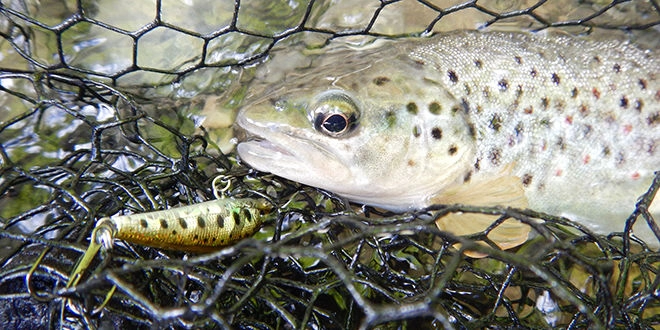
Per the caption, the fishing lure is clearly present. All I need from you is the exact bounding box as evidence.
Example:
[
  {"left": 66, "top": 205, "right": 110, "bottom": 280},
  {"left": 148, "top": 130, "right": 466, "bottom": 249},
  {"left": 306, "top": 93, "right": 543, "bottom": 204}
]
[
  {"left": 93, "top": 196, "right": 272, "bottom": 253},
  {"left": 65, "top": 175, "right": 273, "bottom": 290}
]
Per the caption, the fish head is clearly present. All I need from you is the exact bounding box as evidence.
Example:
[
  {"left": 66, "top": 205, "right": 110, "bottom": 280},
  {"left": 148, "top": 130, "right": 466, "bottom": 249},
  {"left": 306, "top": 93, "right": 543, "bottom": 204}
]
[{"left": 236, "top": 45, "right": 477, "bottom": 210}]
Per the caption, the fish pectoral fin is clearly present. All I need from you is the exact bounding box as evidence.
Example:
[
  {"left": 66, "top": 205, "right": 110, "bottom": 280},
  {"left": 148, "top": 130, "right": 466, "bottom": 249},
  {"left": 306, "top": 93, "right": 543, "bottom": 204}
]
[{"left": 431, "top": 171, "right": 531, "bottom": 256}]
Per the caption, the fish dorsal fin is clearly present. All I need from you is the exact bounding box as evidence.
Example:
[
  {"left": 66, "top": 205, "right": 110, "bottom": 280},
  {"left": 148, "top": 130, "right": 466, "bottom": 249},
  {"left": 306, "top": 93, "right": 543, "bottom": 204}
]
[{"left": 431, "top": 167, "right": 531, "bottom": 257}]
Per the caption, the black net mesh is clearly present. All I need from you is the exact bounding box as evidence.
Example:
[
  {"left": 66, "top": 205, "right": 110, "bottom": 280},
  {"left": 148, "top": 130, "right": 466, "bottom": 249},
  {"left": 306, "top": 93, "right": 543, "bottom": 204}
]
[{"left": 1, "top": 1, "right": 659, "bottom": 329}]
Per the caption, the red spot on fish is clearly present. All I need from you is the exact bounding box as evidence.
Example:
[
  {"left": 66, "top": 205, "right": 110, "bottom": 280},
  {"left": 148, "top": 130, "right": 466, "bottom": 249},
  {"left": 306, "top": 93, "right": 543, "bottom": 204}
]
[
  {"left": 565, "top": 115, "right": 573, "bottom": 124},
  {"left": 655, "top": 90, "right": 660, "bottom": 101},
  {"left": 623, "top": 124, "right": 633, "bottom": 134},
  {"left": 583, "top": 155, "right": 590, "bottom": 164},
  {"left": 555, "top": 169, "right": 563, "bottom": 176},
  {"left": 524, "top": 106, "right": 533, "bottom": 114},
  {"left": 592, "top": 88, "right": 601, "bottom": 99},
  {"left": 631, "top": 172, "right": 640, "bottom": 180},
  {"left": 579, "top": 104, "right": 588, "bottom": 115}
]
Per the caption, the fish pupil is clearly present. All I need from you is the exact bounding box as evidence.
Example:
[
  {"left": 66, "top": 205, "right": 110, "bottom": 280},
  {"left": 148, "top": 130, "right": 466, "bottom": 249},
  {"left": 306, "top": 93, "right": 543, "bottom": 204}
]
[{"left": 321, "top": 114, "right": 348, "bottom": 134}]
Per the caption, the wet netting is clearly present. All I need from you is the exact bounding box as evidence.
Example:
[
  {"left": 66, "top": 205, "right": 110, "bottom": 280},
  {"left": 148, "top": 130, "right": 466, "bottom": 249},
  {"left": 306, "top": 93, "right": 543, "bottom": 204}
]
[{"left": 1, "top": 0, "right": 659, "bottom": 329}]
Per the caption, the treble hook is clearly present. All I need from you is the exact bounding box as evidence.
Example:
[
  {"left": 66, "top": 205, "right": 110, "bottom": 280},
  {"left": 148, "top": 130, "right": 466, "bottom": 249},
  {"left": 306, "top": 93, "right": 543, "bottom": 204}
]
[{"left": 212, "top": 174, "right": 233, "bottom": 199}]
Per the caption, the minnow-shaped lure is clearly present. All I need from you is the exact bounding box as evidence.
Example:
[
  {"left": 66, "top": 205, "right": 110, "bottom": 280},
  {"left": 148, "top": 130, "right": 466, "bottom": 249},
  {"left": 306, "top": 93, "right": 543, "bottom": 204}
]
[{"left": 93, "top": 197, "right": 272, "bottom": 253}]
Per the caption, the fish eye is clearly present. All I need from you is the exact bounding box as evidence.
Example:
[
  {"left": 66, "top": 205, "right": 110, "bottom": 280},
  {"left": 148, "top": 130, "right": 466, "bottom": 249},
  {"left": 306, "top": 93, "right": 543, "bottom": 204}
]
[{"left": 310, "top": 90, "right": 359, "bottom": 137}]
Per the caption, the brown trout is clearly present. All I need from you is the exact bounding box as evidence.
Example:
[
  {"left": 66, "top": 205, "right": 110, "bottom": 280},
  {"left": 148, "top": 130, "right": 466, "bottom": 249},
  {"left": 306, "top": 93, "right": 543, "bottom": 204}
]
[{"left": 235, "top": 31, "right": 659, "bottom": 249}]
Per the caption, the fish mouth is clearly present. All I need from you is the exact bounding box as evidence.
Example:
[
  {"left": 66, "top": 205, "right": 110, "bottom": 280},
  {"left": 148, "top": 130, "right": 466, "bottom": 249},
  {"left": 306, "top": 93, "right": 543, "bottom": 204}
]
[
  {"left": 240, "top": 136, "right": 294, "bottom": 157},
  {"left": 234, "top": 114, "right": 300, "bottom": 162}
]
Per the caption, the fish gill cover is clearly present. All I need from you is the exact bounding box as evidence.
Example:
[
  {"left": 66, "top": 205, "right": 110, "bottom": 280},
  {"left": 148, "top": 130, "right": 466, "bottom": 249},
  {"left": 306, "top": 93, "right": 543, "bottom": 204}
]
[{"left": 0, "top": 0, "right": 659, "bottom": 329}]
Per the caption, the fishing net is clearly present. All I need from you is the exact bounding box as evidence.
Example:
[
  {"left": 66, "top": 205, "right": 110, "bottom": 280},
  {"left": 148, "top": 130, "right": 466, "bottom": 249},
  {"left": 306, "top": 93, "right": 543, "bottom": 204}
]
[{"left": 1, "top": 0, "right": 659, "bottom": 328}]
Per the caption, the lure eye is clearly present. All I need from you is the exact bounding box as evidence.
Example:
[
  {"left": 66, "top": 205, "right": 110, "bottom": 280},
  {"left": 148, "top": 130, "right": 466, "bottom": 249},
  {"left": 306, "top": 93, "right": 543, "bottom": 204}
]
[{"left": 311, "top": 90, "right": 360, "bottom": 137}]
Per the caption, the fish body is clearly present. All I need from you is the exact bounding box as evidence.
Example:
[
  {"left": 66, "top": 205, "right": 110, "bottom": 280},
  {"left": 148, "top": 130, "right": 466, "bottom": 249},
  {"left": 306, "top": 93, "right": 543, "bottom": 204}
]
[{"left": 236, "top": 31, "right": 659, "bottom": 245}]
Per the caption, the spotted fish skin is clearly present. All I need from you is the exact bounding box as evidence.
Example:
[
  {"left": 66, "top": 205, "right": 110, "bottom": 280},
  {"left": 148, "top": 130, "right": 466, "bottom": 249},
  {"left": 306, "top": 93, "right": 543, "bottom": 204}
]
[
  {"left": 409, "top": 32, "right": 659, "bottom": 226},
  {"left": 236, "top": 31, "right": 659, "bottom": 244}
]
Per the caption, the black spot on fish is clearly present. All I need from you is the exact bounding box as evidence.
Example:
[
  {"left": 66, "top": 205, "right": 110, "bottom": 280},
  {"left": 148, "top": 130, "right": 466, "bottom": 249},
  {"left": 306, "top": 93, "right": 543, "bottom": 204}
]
[
  {"left": 386, "top": 110, "right": 396, "bottom": 127},
  {"left": 541, "top": 97, "right": 549, "bottom": 110},
  {"left": 515, "top": 85, "right": 523, "bottom": 99},
  {"left": 616, "top": 152, "right": 625, "bottom": 165},
  {"left": 429, "top": 102, "right": 442, "bottom": 114},
  {"left": 216, "top": 215, "right": 225, "bottom": 228},
  {"left": 412, "top": 126, "right": 421, "bottom": 138},
  {"left": 648, "top": 112, "right": 660, "bottom": 126},
  {"left": 373, "top": 76, "right": 390, "bottom": 85},
  {"left": 474, "top": 59, "right": 483, "bottom": 68},
  {"left": 140, "top": 219, "right": 148, "bottom": 229},
  {"left": 584, "top": 125, "right": 594, "bottom": 138},
  {"left": 557, "top": 137, "right": 566, "bottom": 151},
  {"left": 160, "top": 219, "right": 168, "bottom": 229},
  {"left": 406, "top": 102, "right": 418, "bottom": 114},
  {"left": 178, "top": 218, "right": 188, "bottom": 230},
  {"left": 638, "top": 79, "right": 647, "bottom": 90},
  {"left": 194, "top": 234, "right": 199, "bottom": 241},
  {"left": 448, "top": 145, "right": 458, "bottom": 155},
  {"left": 414, "top": 59, "right": 425, "bottom": 66},
  {"left": 489, "top": 148, "right": 502, "bottom": 166},
  {"left": 463, "top": 83, "right": 472, "bottom": 95},
  {"left": 530, "top": 68, "right": 538, "bottom": 77},
  {"left": 602, "top": 146, "right": 611, "bottom": 156},
  {"left": 571, "top": 87, "right": 579, "bottom": 98},
  {"left": 489, "top": 114, "right": 502, "bottom": 131},
  {"left": 634, "top": 99, "right": 643, "bottom": 111},
  {"left": 172, "top": 230, "right": 177, "bottom": 236},
  {"left": 197, "top": 216, "right": 206, "bottom": 228},
  {"left": 431, "top": 127, "right": 442, "bottom": 140},
  {"left": 514, "top": 56, "right": 522, "bottom": 65},
  {"left": 474, "top": 158, "right": 481, "bottom": 171},
  {"left": 620, "top": 96, "right": 629, "bottom": 109},
  {"left": 613, "top": 63, "right": 621, "bottom": 73},
  {"left": 241, "top": 209, "right": 252, "bottom": 222},
  {"left": 460, "top": 99, "right": 470, "bottom": 113},
  {"left": 522, "top": 174, "right": 533, "bottom": 187},
  {"left": 232, "top": 211, "right": 240, "bottom": 225},
  {"left": 468, "top": 124, "right": 476, "bottom": 139},
  {"left": 463, "top": 171, "right": 472, "bottom": 183},
  {"left": 593, "top": 56, "right": 601, "bottom": 63},
  {"left": 498, "top": 79, "right": 509, "bottom": 91},
  {"left": 482, "top": 87, "right": 491, "bottom": 99},
  {"left": 448, "top": 70, "right": 459, "bottom": 83},
  {"left": 551, "top": 73, "right": 560, "bottom": 85},
  {"left": 514, "top": 122, "right": 524, "bottom": 137}
]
